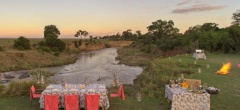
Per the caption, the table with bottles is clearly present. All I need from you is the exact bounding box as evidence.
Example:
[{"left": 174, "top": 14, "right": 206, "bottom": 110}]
[
  {"left": 39, "top": 84, "right": 110, "bottom": 109},
  {"left": 165, "top": 85, "right": 210, "bottom": 110}
]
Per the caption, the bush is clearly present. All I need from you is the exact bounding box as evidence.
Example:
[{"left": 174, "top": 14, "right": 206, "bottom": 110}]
[
  {"left": 105, "top": 43, "right": 111, "bottom": 48},
  {"left": 74, "top": 40, "right": 79, "bottom": 49},
  {"left": 14, "top": 36, "right": 31, "bottom": 50},
  {"left": 45, "top": 35, "right": 66, "bottom": 52},
  {"left": 37, "top": 46, "right": 51, "bottom": 53},
  {"left": 54, "top": 52, "right": 60, "bottom": 57},
  {"left": 38, "top": 41, "right": 47, "bottom": 47},
  {"left": 0, "top": 46, "right": 4, "bottom": 51},
  {"left": 2, "top": 81, "right": 46, "bottom": 96}
]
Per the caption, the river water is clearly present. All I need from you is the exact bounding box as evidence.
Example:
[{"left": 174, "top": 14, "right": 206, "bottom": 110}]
[{"left": 51, "top": 48, "right": 142, "bottom": 87}]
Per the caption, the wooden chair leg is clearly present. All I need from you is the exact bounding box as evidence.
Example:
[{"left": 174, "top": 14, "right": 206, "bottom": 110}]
[{"left": 167, "top": 98, "right": 171, "bottom": 103}]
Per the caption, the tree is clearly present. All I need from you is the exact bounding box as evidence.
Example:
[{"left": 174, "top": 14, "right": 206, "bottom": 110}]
[
  {"left": 184, "top": 25, "right": 202, "bottom": 49},
  {"left": 232, "top": 10, "right": 240, "bottom": 25},
  {"left": 14, "top": 36, "right": 31, "bottom": 50},
  {"left": 200, "top": 23, "right": 219, "bottom": 32},
  {"left": 136, "top": 30, "right": 142, "bottom": 38},
  {"left": 44, "top": 25, "right": 60, "bottom": 38},
  {"left": 147, "top": 19, "right": 179, "bottom": 38},
  {"left": 122, "top": 29, "right": 133, "bottom": 40},
  {"left": 74, "top": 30, "right": 88, "bottom": 39},
  {"left": 228, "top": 25, "right": 240, "bottom": 51}
]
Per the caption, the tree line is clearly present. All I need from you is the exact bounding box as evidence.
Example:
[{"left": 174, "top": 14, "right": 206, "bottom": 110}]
[
  {"left": 102, "top": 10, "right": 240, "bottom": 53},
  {"left": 12, "top": 10, "right": 240, "bottom": 54}
]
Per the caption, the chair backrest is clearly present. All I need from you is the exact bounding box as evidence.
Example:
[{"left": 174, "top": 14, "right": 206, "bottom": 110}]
[
  {"left": 184, "top": 78, "right": 201, "bottom": 90},
  {"left": 118, "top": 85, "right": 123, "bottom": 96},
  {"left": 85, "top": 94, "right": 99, "bottom": 110},
  {"left": 30, "top": 85, "right": 35, "bottom": 100},
  {"left": 64, "top": 95, "right": 79, "bottom": 110},
  {"left": 31, "top": 85, "right": 35, "bottom": 93},
  {"left": 44, "top": 95, "right": 58, "bottom": 110},
  {"left": 118, "top": 85, "right": 125, "bottom": 100}
]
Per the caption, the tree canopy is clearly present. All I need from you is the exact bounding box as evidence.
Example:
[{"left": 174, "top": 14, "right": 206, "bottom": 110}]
[
  {"left": 44, "top": 25, "right": 60, "bottom": 38},
  {"left": 232, "top": 10, "right": 240, "bottom": 25},
  {"left": 14, "top": 36, "right": 31, "bottom": 50}
]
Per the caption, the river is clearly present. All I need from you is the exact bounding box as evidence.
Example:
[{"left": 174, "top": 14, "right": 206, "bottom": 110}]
[{"left": 51, "top": 48, "right": 142, "bottom": 87}]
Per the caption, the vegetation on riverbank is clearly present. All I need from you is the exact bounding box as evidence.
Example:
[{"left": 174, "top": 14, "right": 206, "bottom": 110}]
[
  {"left": 0, "top": 38, "right": 132, "bottom": 72},
  {"left": 117, "top": 45, "right": 240, "bottom": 109}
]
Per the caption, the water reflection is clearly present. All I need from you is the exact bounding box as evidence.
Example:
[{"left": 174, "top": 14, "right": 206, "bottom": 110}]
[{"left": 52, "top": 48, "right": 143, "bottom": 87}]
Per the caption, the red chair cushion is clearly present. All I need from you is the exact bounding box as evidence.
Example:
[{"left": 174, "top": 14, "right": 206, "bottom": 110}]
[
  {"left": 32, "top": 93, "right": 41, "bottom": 98},
  {"left": 110, "top": 85, "right": 125, "bottom": 100},
  {"left": 85, "top": 94, "right": 99, "bottom": 110},
  {"left": 44, "top": 95, "right": 58, "bottom": 110},
  {"left": 64, "top": 95, "right": 79, "bottom": 110},
  {"left": 110, "top": 94, "right": 120, "bottom": 97}
]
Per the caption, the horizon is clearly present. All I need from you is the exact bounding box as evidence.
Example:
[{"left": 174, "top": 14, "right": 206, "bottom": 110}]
[{"left": 0, "top": 0, "right": 239, "bottom": 38}]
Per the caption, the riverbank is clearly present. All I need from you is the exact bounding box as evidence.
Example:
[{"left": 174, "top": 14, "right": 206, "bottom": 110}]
[
  {"left": 117, "top": 44, "right": 240, "bottom": 110},
  {"left": 0, "top": 39, "right": 132, "bottom": 73}
]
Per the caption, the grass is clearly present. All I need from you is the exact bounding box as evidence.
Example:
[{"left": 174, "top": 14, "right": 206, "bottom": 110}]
[
  {"left": 172, "top": 53, "right": 240, "bottom": 110},
  {"left": 0, "top": 38, "right": 132, "bottom": 72},
  {"left": 0, "top": 96, "right": 168, "bottom": 110},
  {"left": 118, "top": 46, "right": 240, "bottom": 110},
  {"left": 0, "top": 53, "right": 239, "bottom": 109}
]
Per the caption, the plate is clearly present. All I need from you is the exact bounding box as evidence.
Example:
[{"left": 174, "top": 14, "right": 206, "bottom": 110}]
[
  {"left": 46, "top": 85, "right": 53, "bottom": 89},
  {"left": 52, "top": 89, "right": 59, "bottom": 92},
  {"left": 99, "top": 86, "right": 106, "bottom": 89}
]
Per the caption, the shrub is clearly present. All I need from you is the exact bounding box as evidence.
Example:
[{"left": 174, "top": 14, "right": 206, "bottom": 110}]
[
  {"left": 29, "top": 69, "right": 55, "bottom": 78},
  {"left": 0, "top": 46, "right": 5, "bottom": 51},
  {"left": 38, "top": 41, "right": 47, "bottom": 47},
  {"left": 54, "top": 52, "right": 60, "bottom": 57},
  {"left": 105, "top": 43, "right": 111, "bottom": 48},
  {"left": 2, "top": 81, "right": 45, "bottom": 96},
  {"left": 14, "top": 36, "right": 31, "bottom": 50},
  {"left": 45, "top": 35, "right": 66, "bottom": 52},
  {"left": 37, "top": 46, "right": 51, "bottom": 53},
  {"left": 74, "top": 40, "right": 79, "bottom": 49}
]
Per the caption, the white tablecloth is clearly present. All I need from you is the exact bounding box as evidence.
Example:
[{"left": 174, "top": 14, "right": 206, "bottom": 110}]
[
  {"left": 165, "top": 85, "right": 210, "bottom": 110},
  {"left": 39, "top": 84, "right": 110, "bottom": 109}
]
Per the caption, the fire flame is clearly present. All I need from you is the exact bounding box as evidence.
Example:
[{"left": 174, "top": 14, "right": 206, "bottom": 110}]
[{"left": 216, "top": 63, "right": 231, "bottom": 75}]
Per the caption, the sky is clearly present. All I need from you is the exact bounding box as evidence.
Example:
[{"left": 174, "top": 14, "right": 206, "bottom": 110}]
[{"left": 0, "top": 0, "right": 239, "bottom": 38}]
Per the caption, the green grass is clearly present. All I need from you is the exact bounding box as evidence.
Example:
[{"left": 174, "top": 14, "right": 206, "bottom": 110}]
[
  {"left": 0, "top": 96, "right": 168, "bottom": 110},
  {"left": 0, "top": 97, "right": 39, "bottom": 110},
  {"left": 118, "top": 46, "right": 240, "bottom": 110},
  {"left": 167, "top": 53, "right": 240, "bottom": 110}
]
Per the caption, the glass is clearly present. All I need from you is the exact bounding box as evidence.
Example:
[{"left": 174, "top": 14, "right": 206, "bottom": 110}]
[
  {"left": 41, "top": 76, "right": 44, "bottom": 84},
  {"left": 136, "top": 92, "right": 142, "bottom": 101},
  {"left": 203, "top": 83, "right": 208, "bottom": 90},
  {"left": 62, "top": 78, "right": 66, "bottom": 87},
  {"left": 111, "top": 80, "right": 116, "bottom": 87},
  {"left": 84, "top": 78, "right": 89, "bottom": 86},
  {"left": 198, "top": 85, "right": 202, "bottom": 91}
]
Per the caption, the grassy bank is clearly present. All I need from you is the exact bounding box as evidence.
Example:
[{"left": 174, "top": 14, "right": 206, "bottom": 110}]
[
  {"left": 0, "top": 38, "right": 132, "bottom": 72},
  {"left": 118, "top": 46, "right": 240, "bottom": 110}
]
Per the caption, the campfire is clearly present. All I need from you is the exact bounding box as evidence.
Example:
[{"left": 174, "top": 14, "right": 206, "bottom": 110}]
[{"left": 216, "top": 63, "right": 231, "bottom": 75}]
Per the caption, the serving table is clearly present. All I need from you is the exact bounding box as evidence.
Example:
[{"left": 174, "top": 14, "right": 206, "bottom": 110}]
[
  {"left": 165, "top": 85, "right": 210, "bottom": 110},
  {"left": 39, "top": 84, "right": 110, "bottom": 109}
]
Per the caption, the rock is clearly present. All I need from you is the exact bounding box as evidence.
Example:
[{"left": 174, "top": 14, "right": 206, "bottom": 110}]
[
  {"left": 3, "top": 74, "right": 15, "bottom": 79},
  {"left": 19, "top": 72, "right": 30, "bottom": 79}
]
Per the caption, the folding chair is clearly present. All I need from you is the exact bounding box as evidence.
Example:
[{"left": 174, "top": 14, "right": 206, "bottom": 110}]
[
  {"left": 85, "top": 94, "right": 99, "bottom": 110},
  {"left": 64, "top": 94, "right": 79, "bottom": 110},
  {"left": 44, "top": 95, "right": 59, "bottom": 110},
  {"left": 30, "top": 85, "right": 42, "bottom": 105},
  {"left": 110, "top": 85, "right": 125, "bottom": 105}
]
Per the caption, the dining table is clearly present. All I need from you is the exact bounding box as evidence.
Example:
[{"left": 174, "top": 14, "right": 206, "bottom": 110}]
[
  {"left": 165, "top": 85, "right": 210, "bottom": 110},
  {"left": 39, "top": 84, "right": 110, "bottom": 109}
]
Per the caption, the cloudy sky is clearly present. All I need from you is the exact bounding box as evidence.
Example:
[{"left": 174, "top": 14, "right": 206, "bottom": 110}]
[{"left": 0, "top": 0, "right": 239, "bottom": 38}]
